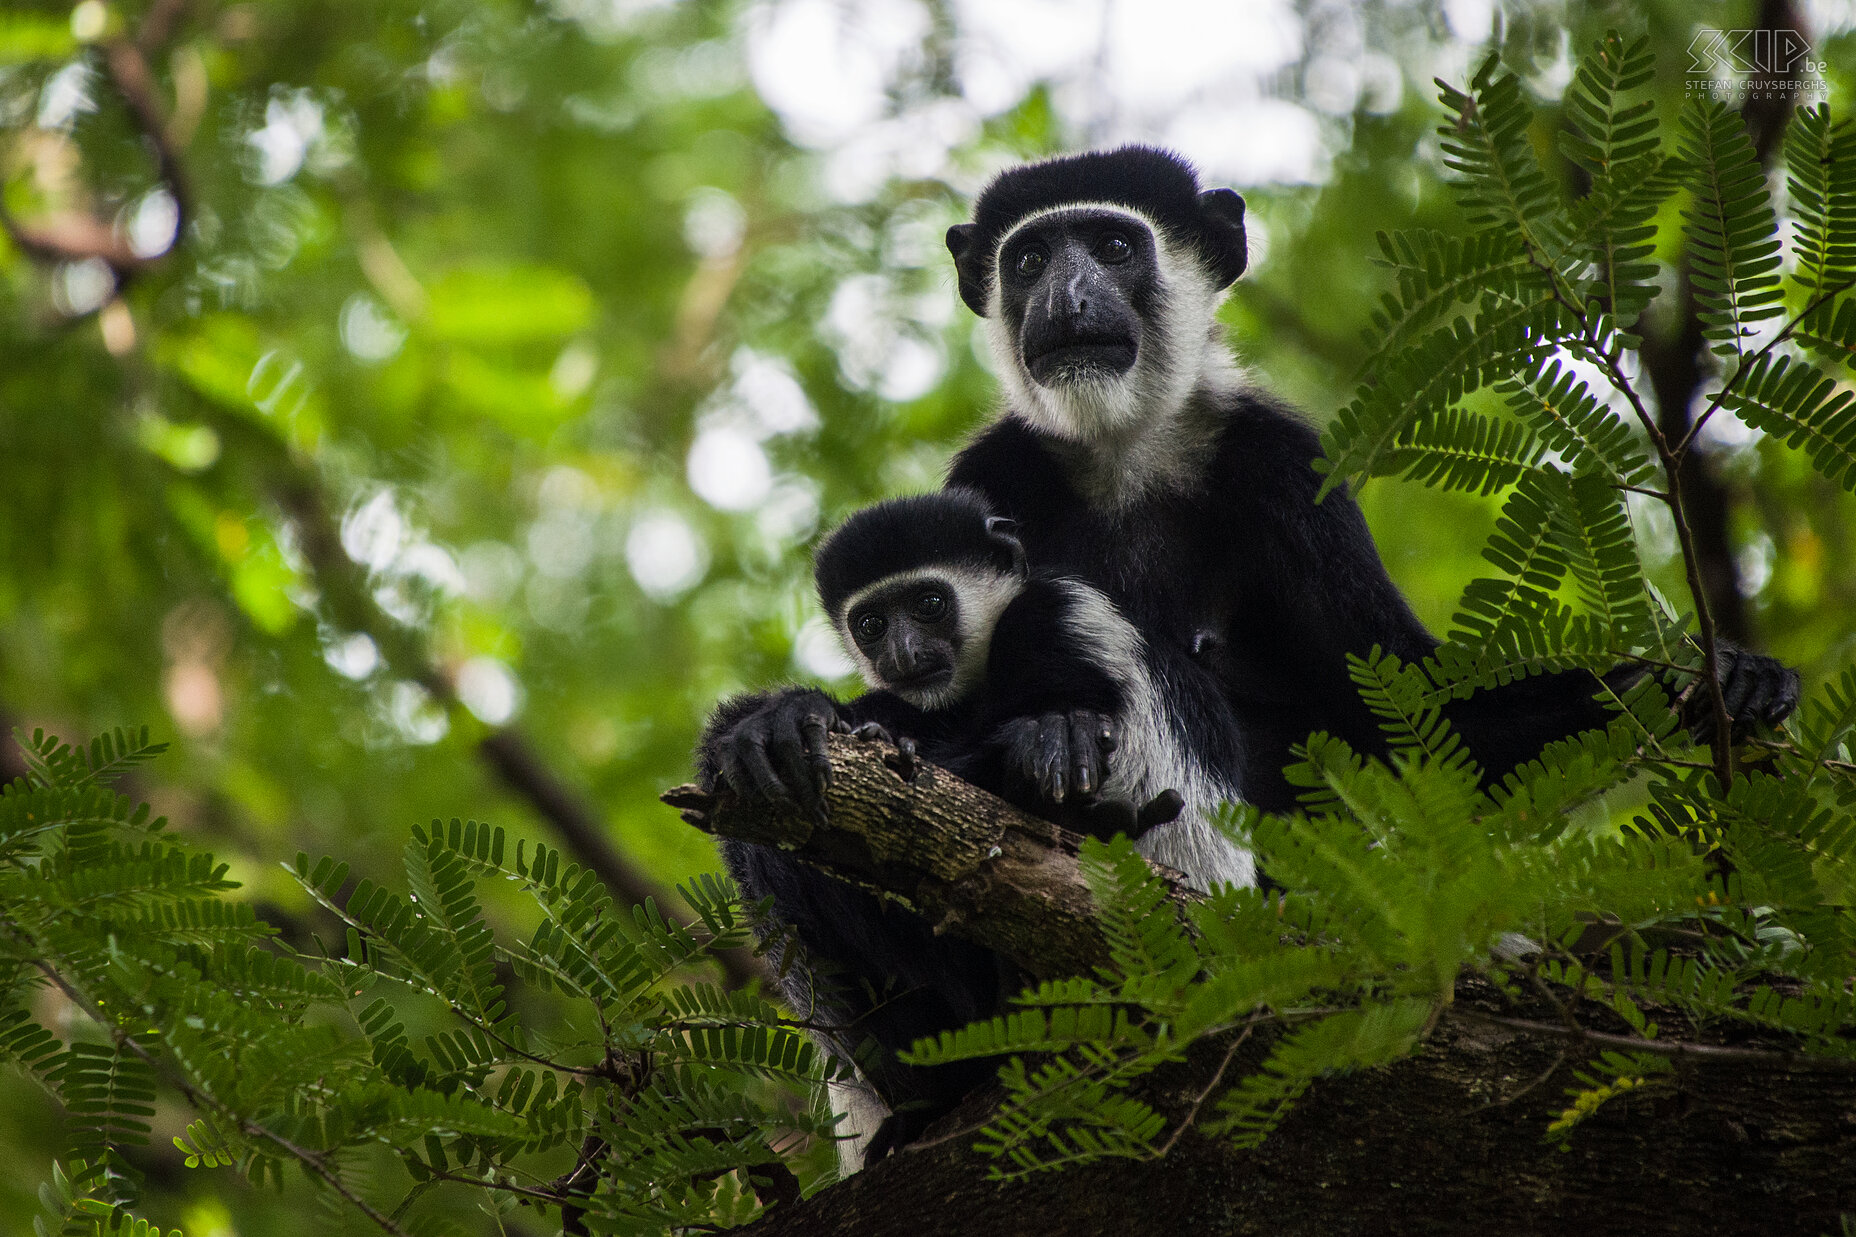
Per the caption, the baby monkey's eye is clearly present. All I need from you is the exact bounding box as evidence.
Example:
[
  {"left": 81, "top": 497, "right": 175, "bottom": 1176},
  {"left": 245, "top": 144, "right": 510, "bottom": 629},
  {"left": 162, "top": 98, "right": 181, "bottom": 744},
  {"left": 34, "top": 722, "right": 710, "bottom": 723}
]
[
  {"left": 1095, "top": 233, "right": 1132, "bottom": 263},
  {"left": 1014, "top": 248, "right": 1047, "bottom": 279},
  {"left": 913, "top": 592, "right": 947, "bottom": 621},
  {"left": 854, "top": 613, "right": 887, "bottom": 644}
]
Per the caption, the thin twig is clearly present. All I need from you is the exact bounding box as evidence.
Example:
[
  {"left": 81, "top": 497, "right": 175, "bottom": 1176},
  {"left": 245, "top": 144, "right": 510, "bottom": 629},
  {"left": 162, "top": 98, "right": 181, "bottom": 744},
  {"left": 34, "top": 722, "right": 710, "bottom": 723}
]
[
  {"left": 1468, "top": 1050, "right": 1565, "bottom": 1114},
  {"left": 1589, "top": 317, "right": 1737, "bottom": 789},
  {"left": 1743, "top": 736, "right": 1856, "bottom": 774},
  {"left": 1449, "top": 1006, "right": 1856, "bottom": 1071},
  {"left": 1675, "top": 274, "right": 1856, "bottom": 458},
  {"left": 1152, "top": 1026, "right": 1251, "bottom": 1158}
]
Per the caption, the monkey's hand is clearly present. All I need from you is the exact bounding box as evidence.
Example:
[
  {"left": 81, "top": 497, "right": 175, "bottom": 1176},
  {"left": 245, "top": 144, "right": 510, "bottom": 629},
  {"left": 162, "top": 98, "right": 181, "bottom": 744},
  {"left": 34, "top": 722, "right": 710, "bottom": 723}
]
[
  {"left": 703, "top": 688, "right": 846, "bottom": 824},
  {"left": 993, "top": 709, "right": 1117, "bottom": 806},
  {"left": 1076, "top": 788, "right": 1184, "bottom": 842},
  {"left": 1679, "top": 645, "right": 1801, "bottom": 743}
]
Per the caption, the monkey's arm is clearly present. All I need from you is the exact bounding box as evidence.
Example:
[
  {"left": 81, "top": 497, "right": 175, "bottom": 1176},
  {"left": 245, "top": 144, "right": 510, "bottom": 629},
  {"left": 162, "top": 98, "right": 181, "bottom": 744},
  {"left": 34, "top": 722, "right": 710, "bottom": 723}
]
[
  {"left": 1225, "top": 401, "right": 1799, "bottom": 795},
  {"left": 975, "top": 580, "right": 1131, "bottom": 807},
  {"left": 702, "top": 693, "right": 1011, "bottom": 1158}
]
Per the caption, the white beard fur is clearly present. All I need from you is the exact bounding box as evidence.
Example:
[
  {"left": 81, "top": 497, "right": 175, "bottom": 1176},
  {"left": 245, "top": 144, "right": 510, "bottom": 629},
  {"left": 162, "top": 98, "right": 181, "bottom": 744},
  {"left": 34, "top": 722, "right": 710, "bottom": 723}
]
[{"left": 985, "top": 204, "right": 1250, "bottom": 510}]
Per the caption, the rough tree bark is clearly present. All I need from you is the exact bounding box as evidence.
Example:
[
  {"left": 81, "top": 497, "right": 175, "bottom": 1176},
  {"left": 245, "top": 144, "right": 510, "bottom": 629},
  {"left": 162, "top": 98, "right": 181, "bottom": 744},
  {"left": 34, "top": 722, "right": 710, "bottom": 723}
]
[{"left": 666, "top": 737, "right": 1856, "bottom": 1236}]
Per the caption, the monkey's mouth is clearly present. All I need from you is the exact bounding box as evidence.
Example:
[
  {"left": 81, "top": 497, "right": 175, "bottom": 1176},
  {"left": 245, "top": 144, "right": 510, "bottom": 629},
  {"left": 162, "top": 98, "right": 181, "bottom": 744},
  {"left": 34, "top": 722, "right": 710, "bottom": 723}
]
[
  {"left": 1025, "top": 338, "right": 1137, "bottom": 385},
  {"left": 887, "top": 665, "right": 955, "bottom": 705},
  {"left": 889, "top": 666, "right": 952, "bottom": 693}
]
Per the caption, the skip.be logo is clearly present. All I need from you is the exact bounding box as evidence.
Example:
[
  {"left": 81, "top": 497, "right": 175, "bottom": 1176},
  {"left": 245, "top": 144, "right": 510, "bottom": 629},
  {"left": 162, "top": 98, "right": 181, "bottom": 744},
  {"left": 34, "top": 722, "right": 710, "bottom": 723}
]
[{"left": 1686, "top": 28, "right": 1829, "bottom": 100}]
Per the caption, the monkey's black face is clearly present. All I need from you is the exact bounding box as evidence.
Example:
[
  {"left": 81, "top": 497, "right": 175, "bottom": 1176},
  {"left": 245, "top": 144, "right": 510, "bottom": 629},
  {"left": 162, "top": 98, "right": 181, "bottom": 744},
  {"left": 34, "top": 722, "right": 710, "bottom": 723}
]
[
  {"left": 998, "top": 210, "right": 1155, "bottom": 388},
  {"left": 847, "top": 578, "right": 965, "bottom": 705}
]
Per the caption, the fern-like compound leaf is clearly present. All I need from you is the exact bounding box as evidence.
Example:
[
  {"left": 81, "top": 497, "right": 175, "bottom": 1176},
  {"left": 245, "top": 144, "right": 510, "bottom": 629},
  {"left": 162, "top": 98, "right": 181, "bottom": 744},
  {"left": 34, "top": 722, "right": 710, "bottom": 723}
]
[
  {"left": 1786, "top": 104, "right": 1856, "bottom": 301},
  {"left": 1679, "top": 98, "right": 1785, "bottom": 358},
  {"left": 1718, "top": 353, "right": 1856, "bottom": 491}
]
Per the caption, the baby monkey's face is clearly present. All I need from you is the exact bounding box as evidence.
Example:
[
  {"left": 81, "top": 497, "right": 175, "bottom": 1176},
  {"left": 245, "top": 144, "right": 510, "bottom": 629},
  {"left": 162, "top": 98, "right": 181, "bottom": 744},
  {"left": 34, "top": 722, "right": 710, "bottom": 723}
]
[{"left": 846, "top": 576, "right": 965, "bottom": 709}]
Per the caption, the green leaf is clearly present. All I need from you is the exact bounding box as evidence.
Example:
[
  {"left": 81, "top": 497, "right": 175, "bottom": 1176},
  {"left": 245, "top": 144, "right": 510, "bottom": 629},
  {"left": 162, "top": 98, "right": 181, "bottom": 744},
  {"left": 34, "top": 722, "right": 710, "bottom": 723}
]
[
  {"left": 1381, "top": 406, "right": 1545, "bottom": 496},
  {"left": 1794, "top": 296, "right": 1856, "bottom": 372},
  {"left": 1785, "top": 104, "right": 1856, "bottom": 301},
  {"left": 1361, "top": 230, "right": 1534, "bottom": 363},
  {"left": 1346, "top": 649, "right": 1474, "bottom": 775},
  {"left": 1558, "top": 32, "right": 1659, "bottom": 178},
  {"left": 1495, "top": 358, "right": 1653, "bottom": 485},
  {"left": 1718, "top": 353, "right": 1856, "bottom": 491},
  {"left": 1435, "top": 55, "right": 1562, "bottom": 256},
  {"left": 1320, "top": 296, "right": 1572, "bottom": 493},
  {"left": 1207, "top": 999, "right": 1432, "bottom": 1149},
  {"left": 1679, "top": 98, "right": 1785, "bottom": 358}
]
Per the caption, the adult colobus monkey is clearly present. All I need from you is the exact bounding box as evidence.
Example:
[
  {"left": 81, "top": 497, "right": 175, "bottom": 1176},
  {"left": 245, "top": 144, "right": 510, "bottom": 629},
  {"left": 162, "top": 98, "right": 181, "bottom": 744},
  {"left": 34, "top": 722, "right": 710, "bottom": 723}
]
[
  {"left": 937, "top": 145, "right": 1799, "bottom": 816},
  {"left": 707, "top": 144, "right": 1798, "bottom": 834}
]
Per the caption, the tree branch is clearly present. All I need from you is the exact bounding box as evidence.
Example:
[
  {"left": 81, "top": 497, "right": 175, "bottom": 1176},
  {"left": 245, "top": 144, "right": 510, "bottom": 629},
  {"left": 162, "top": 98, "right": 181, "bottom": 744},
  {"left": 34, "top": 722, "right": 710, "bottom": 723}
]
[
  {"left": 0, "top": 0, "right": 192, "bottom": 282},
  {"left": 664, "top": 734, "right": 1181, "bottom": 980},
  {"left": 672, "top": 742, "right": 1856, "bottom": 1236}
]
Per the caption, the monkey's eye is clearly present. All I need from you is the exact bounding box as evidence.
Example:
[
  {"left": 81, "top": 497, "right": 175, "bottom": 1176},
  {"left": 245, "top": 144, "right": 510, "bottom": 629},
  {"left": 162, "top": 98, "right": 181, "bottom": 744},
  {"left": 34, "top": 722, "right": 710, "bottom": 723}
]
[
  {"left": 1014, "top": 247, "right": 1047, "bottom": 279},
  {"left": 854, "top": 613, "right": 887, "bottom": 644},
  {"left": 1095, "top": 233, "right": 1132, "bottom": 264},
  {"left": 913, "top": 592, "right": 947, "bottom": 621}
]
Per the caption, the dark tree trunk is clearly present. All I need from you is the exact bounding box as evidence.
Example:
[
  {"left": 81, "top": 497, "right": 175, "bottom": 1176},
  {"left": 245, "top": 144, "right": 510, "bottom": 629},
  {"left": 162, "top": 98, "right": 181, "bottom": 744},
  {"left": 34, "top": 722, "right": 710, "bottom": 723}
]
[
  {"left": 739, "top": 1016, "right": 1855, "bottom": 1237},
  {"left": 668, "top": 739, "right": 1856, "bottom": 1236},
  {"left": 1636, "top": 0, "right": 1807, "bottom": 650}
]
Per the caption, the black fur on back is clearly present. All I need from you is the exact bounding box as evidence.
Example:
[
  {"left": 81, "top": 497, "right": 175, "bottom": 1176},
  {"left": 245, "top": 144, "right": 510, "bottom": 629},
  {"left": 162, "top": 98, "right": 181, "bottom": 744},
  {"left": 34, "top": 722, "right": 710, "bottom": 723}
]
[
  {"left": 815, "top": 487, "right": 1009, "bottom": 620},
  {"left": 957, "top": 146, "right": 1224, "bottom": 312}
]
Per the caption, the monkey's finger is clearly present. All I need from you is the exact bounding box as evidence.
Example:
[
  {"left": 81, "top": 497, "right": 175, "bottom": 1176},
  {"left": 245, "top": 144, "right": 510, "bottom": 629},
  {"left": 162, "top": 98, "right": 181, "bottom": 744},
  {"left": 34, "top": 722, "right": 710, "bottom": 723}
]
[
  {"left": 1084, "top": 797, "right": 1137, "bottom": 838},
  {"left": 1770, "top": 668, "right": 1802, "bottom": 723},
  {"left": 830, "top": 714, "right": 855, "bottom": 735},
  {"left": 1068, "top": 712, "right": 1100, "bottom": 800},
  {"left": 1736, "top": 663, "right": 1781, "bottom": 724},
  {"left": 1097, "top": 715, "right": 1118, "bottom": 755},
  {"left": 724, "top": 736, "right": 794, "bottom": 808},
  {"left": 770, "top": 733, "right": 827, "bottom": 824},
  {"left": 1720, "top": 656, "right": 1756, "bottom": 720},
  {"left": 1137, "top": 789, "right": 1185, "bottom": 831},
  {"left": 1755, "top": 662, "right": 1800, "bottom": 724},
  {"left": 852, "top": 720, "right": 892, "bottom": 744},
  {"left": 798, "top": 711, "right": 834, "bottom": 793},
  {"left": 1036, "top": 713, "right": 1068, "bottom": 803},
  {"left": 998, "top": 719, "right": 1039, "bottom": 794}
]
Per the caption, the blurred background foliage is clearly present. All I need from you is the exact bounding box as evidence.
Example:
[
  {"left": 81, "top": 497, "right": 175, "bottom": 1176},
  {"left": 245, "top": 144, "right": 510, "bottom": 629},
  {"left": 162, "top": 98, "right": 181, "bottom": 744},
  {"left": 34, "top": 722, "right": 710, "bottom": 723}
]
[{"left": 1, "top": 0, "right": 1852, "bottom": 1230}]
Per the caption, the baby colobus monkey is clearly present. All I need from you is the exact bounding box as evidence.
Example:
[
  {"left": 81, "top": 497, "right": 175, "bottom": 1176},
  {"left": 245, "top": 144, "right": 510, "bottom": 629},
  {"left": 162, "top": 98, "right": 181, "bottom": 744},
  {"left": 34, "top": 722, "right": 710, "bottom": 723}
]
[
  {"left": 713, "top": 490, "right": 1183, "bottom": 1171},
  {"left": 813, "top": 488, "right": 1182, "bottom": 839}
]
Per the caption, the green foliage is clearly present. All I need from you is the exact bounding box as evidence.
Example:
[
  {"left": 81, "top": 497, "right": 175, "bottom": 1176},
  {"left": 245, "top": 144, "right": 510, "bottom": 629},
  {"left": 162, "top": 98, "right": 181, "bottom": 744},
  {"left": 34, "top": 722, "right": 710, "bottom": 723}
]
[
  {"left": 1558, "top": 32, "right": 1672, "bottom": 339},
  {"left": 910, "top": 32, "right": 1856, "bottom": 1180},
  {"left": 1680, "top": 98, "right": 1787, "bottom": 359},
  {"left": 4, "top": 4, "right": 1856, "bottom": 1226},
  {"left": 1718, "top": 355, "right": 1856, "bottom": 492},
  {"left": 1785, "top": 105, "right": 1856, "bottom": 305},
  {"left": 1, "top": 734, "right": 836, "bottom": 1232}
]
